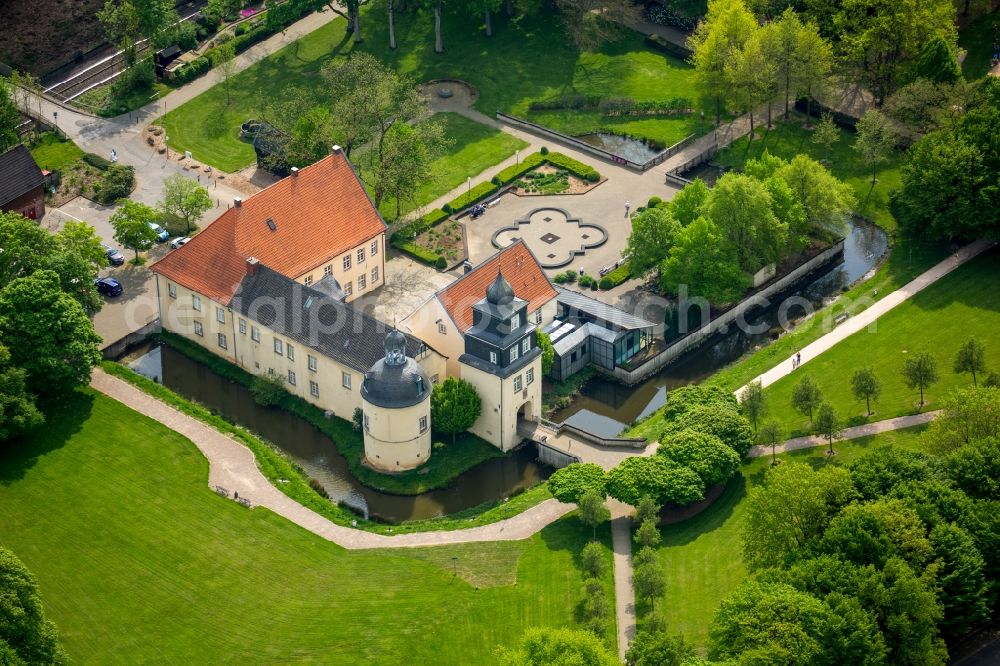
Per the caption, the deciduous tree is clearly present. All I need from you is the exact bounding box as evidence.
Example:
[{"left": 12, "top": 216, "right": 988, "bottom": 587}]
[
  {"left": 577, "top": 489, "right": 611, "bottom": 539},
  {"left": 547, "top": 462, "right": 606, "bottom": 504},
  {"left": 624, "top": 207, "right": 680, "bottom": 276},
  {"left": 606, "top": 455, "right": 705, "bottom": 507},
  {"left": 536, "top": 330, "right": 554, "bottom": 375},
  {"left": 580, "top": 541, "right": 606, "bottom": 578},
  {"left": 667, "top": 178, "right": 709, "bottom": 227},
  {"left": 0, "top": 343, "right": 42, "bottom": 441},
  {"left": 953, "top": 337, "right": 986, "bottom": 387},
  {"left": 791, "top": 375, "right": 822, "bottom": 423},
  {"left": 854, "top": 109, "right": 897, "bottom": 197},
  {"left": 496, "top": 627, "right": 619, "bottom": 666},
  {"left": 814, "top": 402, "right": 841, "bottom": 454},
  {"left": 665, "top": 403, "right": 755, "bottom": 457},
  {"left": 852, "top": 367, "right": 882, "bottom": 416},
  {"left": 758, "top": 420, "right": 782, "bottom": 465},
  {"left": 110, "top": 200, "right": 160, "bottom": 263},
  {"left": 739, "top": 380, "right": 766, "bottom": 432},
  {"left": 625, "top": 631, "right": 696, "bottom": 666},
  {"left": 928, "top": 522, "right": 991, "bottom": 639},
  {"left": 707, "top": 173, "right": 788, "bottom": 273},
  {"left": 658, "top": 429, "right": 740, "bottom": 487},
  {"left": 633, "top": 562, "right": 666, "bottom": 609},
  {"left": 0, "top": 81, "right": 19, "bottom": 153},
  {"left": 688, "top": 0, "right": 758, "bottom": 125},
  {"left": 0, "top": 546, "right": 67, "bottom": 664},
  {"left": 811, "top": 112, "right": 840, "bottom": 163},
  {"left": 634, "top": 517, "right": 661, "bottom": 549},
  {"left": 430, "top": 377, "right": 482, "bottom": 444},
  {"left": 659, "top": 217, "right": 750, "bottom": 305},
  {"left": 902, "top": 351, "right": 939, "bottom": 408},
  {"left": 552, "top": 0, "right": 637, "bottom": 51},
  {"left": 924, "top": 386, "right": 1000, "bottom": 452},
  {"left": 159, "top": 175, "right": 212, "bottom": 236}
]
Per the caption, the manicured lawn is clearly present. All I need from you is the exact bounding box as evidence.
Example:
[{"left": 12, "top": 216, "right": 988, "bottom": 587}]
[
  {"left": 762, "top": 247, "right": 1000, "bottom": 437},
  {"left": 0, "top": 389, "right": 615, "bottom": 663},
  {"left": 714, "top": 111, "right": 903, "bottom": 232},
  {"left": 161, "top": 4, "right": 707, "bottom": 172},
  {"left": 356, "top": 112, "right": 528, "bottom": 219},
  {"left": 958, "top": 7, "right": 1000, "bottom": 80},
  {"left": 28, "top": 133, "right": 84, "bottom": 172},
  {"left": 648, "top": 425, "right": 929, "bottom": 650}
]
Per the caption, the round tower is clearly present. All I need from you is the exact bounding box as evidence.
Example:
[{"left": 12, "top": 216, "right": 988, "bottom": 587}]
[{"left": 360, "top": 330, "right": 432, "bottom": 471}]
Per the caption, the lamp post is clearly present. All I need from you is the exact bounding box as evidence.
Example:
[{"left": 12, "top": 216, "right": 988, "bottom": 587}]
[
  {"left": 52, "top": 111, "right": 58, "bottom": 137},
  {"left": 466, "top": 176, "right": 471, "bottom": 195},
  {"left": 451, "top": 556, "right": 458, "bottom": 576},
  {"left": 515, "top": 150, "right": 519, "bottom": 166}
]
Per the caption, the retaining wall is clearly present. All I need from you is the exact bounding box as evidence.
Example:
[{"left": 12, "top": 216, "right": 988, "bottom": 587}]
[{"left": 101, "top": 319, "right": 161, "bottom": 359}]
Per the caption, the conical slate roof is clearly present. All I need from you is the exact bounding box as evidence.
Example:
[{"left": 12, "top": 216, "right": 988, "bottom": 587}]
[{"left": 486, "top": 271, "right": 515, "bottom": 306}]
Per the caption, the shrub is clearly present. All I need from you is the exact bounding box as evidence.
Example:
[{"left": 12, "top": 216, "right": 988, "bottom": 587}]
[
  {"left": 547, "top": 462, "right": 607, "bottom": 503},
  {"left": 553, "top": 272, "right": 568, "bottom": 284},
  {"left": 540, "top": 146, "right": 549, "bottom": 155},
  {"left": 82, "top": 153, "right": 112, "bottom": 170},
  {"left": 215, "top": 31, "right": 234, "bottom": 45},
  {"left": 234, "top": 23, "right": 249, "bottom": 36},
  {"left": 546, "top": 152, "right": 600, "bottom": 182},
  {"left": 579, "top": 274, "right": 596, "bottom": 289},
  {"left": 495, "top": 152, "right": 545, "bottom": 184},
  {"left": 599, "top": 262, "right": 632, "bottom": 290},
  {"left": 435, "top": 256, "right": 448, "bottom": 270},
  {"left": 447, "top": 181, "right": 499, "bottom": 212},
  {"left": 647, "top": 196, "right": 662, "bottom": 208},
  {"left": 174, "top": 56, "right": 211, "bottom": 83},
  {"left": 390, "top": 208, "right": 449, "bottom": 243},
  {"left": 558, "top": 269, "right": 577, "bottom": 284},
  {"left": 95, "top": 164, "right": 135, "bottom": 204},
  {"left": 442, "top": 203, "right": 453, "bottom": 214},
  {"left": 491, "top": 175, "right": 502, "bottom": 186},
  {"left": 599, "top": 276, "right": 613, "bottom": 290},
  {"left": 392, "top": 240, "right": 442, "bottom": 266},
  {"left": 251, "top": 373, "right": 286, "bottom": 406}
]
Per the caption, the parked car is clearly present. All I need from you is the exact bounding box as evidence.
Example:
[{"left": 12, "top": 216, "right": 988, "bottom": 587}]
[
  {"left": 104, "top": 244, "right": 125, "bottom": 266},
  {"left": 149, "top": 223, "right": 169, "bottom": 242},
  {"left": 170, "top": 236, "right": 191, "bottom": 249},
  {"left": 94, "top": 277, "right": 123, "bottom": 297}
]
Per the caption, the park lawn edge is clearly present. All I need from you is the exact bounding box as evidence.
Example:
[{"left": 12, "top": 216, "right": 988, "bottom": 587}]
[{"left": 101, "top": 358, "right": 553, "bottom": 535}]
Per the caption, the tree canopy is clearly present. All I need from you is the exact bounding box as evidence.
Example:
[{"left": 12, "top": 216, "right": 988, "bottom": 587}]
[
  {"left": 496, "top": 627, "right": 619, "bottom": 666},
  {"left": 430, "top": 377, "right": 481, "bottom": 443},
  {"left": 0, "top": 546, "right": 67, "bottom": 664},
  {"left": 547, "top": 462, "right": 606, "bottom": 504}
]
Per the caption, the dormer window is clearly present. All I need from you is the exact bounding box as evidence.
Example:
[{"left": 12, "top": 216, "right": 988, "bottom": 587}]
[
  {"left": 415, "top": 376, "right": 424, "bottom": 396},
  {"left": 510, "top": 313, "right": 521, "bottom": 330}
]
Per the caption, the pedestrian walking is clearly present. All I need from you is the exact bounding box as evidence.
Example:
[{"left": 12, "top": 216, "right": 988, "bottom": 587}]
[
  {"left": 110, "top": 149, "right": 117, "bottom": 162},
  {"left": 625, "top": 200, "right": 631, "bottom": 216},
  {"left": 796, "top": 351, "right": 802, "bottom": 367}
]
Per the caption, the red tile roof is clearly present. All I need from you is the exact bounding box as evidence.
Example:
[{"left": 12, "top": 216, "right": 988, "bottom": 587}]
[
  {"left": 152, "top": 151, "right": 386, "bottom": 304},
  {"left": 437, "top": 240, "right": 557, "bottom": 332}
]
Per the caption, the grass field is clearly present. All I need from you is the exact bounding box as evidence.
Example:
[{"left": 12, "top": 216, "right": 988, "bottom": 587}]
[
  {"left": 649, "top": 425, "right": 929, "bottom": 650},
  {"left": 357, "top": 112, "right": 528, "bottom": 218},
  {"left": 958, "top": 7, "right": 1000, "bottom": 80},
  {"left": 28, "top": 132, "right": 84, "bottom": 172},
  {"left": 161, "top": 4, "right": 707, "bottom": 172},
  {"left": 0, "top": 389, "right": 615, "bottom": 663},
  {"left": 760, "top": 247, "right": 1000, "bottom": 436}
]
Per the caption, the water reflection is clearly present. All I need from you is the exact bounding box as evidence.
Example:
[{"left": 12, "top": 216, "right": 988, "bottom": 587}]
[
  {"left": 576, "top": 132, "right": 663, "bottom": 163},
  {"left": 551, "top": 220, "right": 888, "bottom": 437},
  {"left": 124, "top": 344, "right": 549, "bottom": 523}
]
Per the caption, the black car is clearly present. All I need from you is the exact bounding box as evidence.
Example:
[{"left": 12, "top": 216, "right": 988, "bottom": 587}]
[
  {"left": 94, "top": 277, "right": 123, "bottom": 297},
  {"left": 104, "top": 244, "right": 125, "bottom": 266}
]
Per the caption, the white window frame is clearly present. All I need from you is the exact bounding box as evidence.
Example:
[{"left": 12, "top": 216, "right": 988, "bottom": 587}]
[
  {"left": 308, "top": 355, "right": 317, "bottom": 372},
  {"left": 310, "top": 381, "right": 319, "bottom": 397},
  {"left": 534, "top": 310, "right": 542, "bottom": 324},
  {"left": 510, "top": 345, "right": 519, "bottom": 363},
  {"left": 357, "top": 247, "right": 365, "bottom": 263},
  {"left": 274, "top": 338, "right": 283, "bottom": 355},
  {"left": 168, "top": 283, "right": 177, "bottom": 298},
  {"left": 287, "top": 370, "right": 296, "bottom": 386},
  {"left": 344, "top": 282, "right": 353, "bottom": 297},
  {"left": 526, "top": 367, "right": 535, "bottom": 385},
  {"left": 419, "top": 416, "right": 428, "bottom": 433},
  {"left": 304, "top": 276, "right": 313, "bottom": 286},
  {"left": 358, "top": 274, "right": 366, "bottom": 290},
  {"left": 193, "top": 321, "right": 203, "bottom": 337},
  {"left": 510, "top": 313, "right": 520, "bottom": 329},
  {"left": 342, "top": 372, "right": 352, "bottom": 389},
  {"left": 324, "top": 265, "right": 333, "bottom": 278},
  {"left": 218, "top": 333, "right": 227, "bottom": 349},
  {"left": 216, "top": 307, "right": 225, "bottom": 323},
  {"left": 371, "top": 239, "right": 378, "bottom": 256},
  {"left": 521, "top": 338, "right": 530, "bottom": 354},
  {"left": 343, "top": 255, "right": 351, "bottom": 271},
  {"left": 371, "top": 267, "right": 378, "bottom": 284},
  {"left": 364, "top": 413, "right": 370, "bottom": 432},
  {"left": 513, "top": 375, "right": 522, "bottom": 392},
  {"left": 438, "top": 323, "right": 447, "bottom": 335},
  {"left": 489, "top": 351, "right": 497, "bottom": 364},
  {"left": 239, "top": 318, "right": 247, "bottom": 334},
  {"left": 192, "top": 294, "right": 202, "bottom": 312},
  {"left": 286, "top": 344, "right": 294, "bottom": 361},
  {"left": 251, "top": 326, "right": 260, "bottom": 342}
]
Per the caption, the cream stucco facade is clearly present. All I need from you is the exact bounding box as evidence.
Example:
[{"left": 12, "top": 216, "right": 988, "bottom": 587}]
[
  {"left": 362, "top": 397, "right": 432, "bottom": 471},
  {"left": 460, "top": 355, "right": 542, "bottom": 452},
  {"left": 403, "top": 297, "right": 556, "bottom": 379},
  {"left": 294, "top": 232, "right": 386, "bottom": 303},
  {"left": 155, "top": 274, "right": 446, "bottom": 422}
]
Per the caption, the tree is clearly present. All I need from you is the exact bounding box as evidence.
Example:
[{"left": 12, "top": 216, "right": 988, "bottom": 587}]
[
  {"left": 726, "top": 30, "right": 775, "bottom": 145},
  {"left": 580, "top": 541, "right": 606, "bottom": 578},
  {"left": 658, "top": 429, "right": 740, "bottom": 487},
  {"left": 468, "top": 0, "right": 503, "bottom": 37},
  {"left": 885, "top": 79, "right": 971, "bottom": 137},
  {"left": 814, "top": 402, "right": 841, "bottom": 455},
  {"left": 430, "top": 377, "right": 481, "bottom": 444},
  {"left": 902, "top": 352, "right": 939, "bottom": 408},
  {"left": 577, "top": 489, "right": 611, "bottom": 539},
  {"left": 0, "top": 547, "right": 67, "bottom": 664},
  {"left": 688, "top": 0, "right": 759, "bottom": 125},
  {"left": 928, "top": 522, "right": 991, "bottom": 639},
  {"left": 946, "top": 437, "right": 1000, "bottom": 501},
  {"left": 854, "top": 109, "right": 896, "bottom": 200},
  {"left": 250, "top": 373, "right": 286, "bottom": 406},
  {"left": 625, "top": 632, "right": 696, "bottom": 666},
  {"left": 214, "top": 43, "right": 238, "bottom": 106},
  {"left": 912, "top": 35, "right": 961, "bottom": 84},
  {"left": 634, "top": 518, "right": 661, "bottom": 549},
  {"left": 668, "top": 178, "right": 709, "bottom": 227},
  {"left": 159, "top": 175, "right": 212, "bottom": 236},
  {"left": 818, "top": 499, "right": 933, "bottom": 570},
  {"left": 759, "top": 420, "right": 782, "bottom": 465},
  {"left": 953, "top": 337, "right": 986, "bottom": 387},
  {"left": 496, "top": 627, "right": 619, "bottom": 666},
  {"left": 851, "top": 367, "right": 882, "bottom": 416},
  {"left": 552, "top": 0, "right": 637, "bottom": 51},
  {"left": 364, "top": 119, "right": 448, "bottom": 215},
  {"left": 742, "top": 462, "right": 856, "bottom": 570},
  {"left": 659, "top": 217, "right": 750, "bottom": 305},
  {"left": 56, "top": 220, "right": 107, "bottom": 272},
  {"left": 606, "top": 456, "right": 705, "bottom": 507},
  {"left": 110, "top": 200, "right": 160, "bottom": 263},
  {"left": 776, "top": 155, "right": 855, "bottom": 234},
  {"left": 624, "top": 207, "right": 680, "bottom": 277},
  {"left": 633, "top": 561, "right": 666, "bottom": 610},
  {"left": 634, "top": 496, "right": 660, "bottom": 524},
  {"left": 832, "top": 0, "right": 957, "bottom": 105},
  {"left": 924, "top": 386, "right": 1000, "bottom": 452},
  {"left": 760, "top": 9, "right": 802, "bottom": 121},
  {"left": 666, "top": 403, "right": 755, "bottom": 457},
  {"left": 707, "top": 173, "right": 788, "bottom": 274},
  {"left": 433, "top": 0, "right": 445, "bottom": 53},
  {"left": 580, "top": 577, "right": 610, "bottom": 634},
  {"left": 0, "top": 270, "right": 100, "bottom": 398},
  {"left": 791, "top": 376, "right": 822, "bottom": 423},
  {"left": 792, "top": 20, "right": 833, "bottom": 127},
  {"left": 0, "top": 80, "right": 20, "bottom": 153},
  {"left": 739, "top": 380, "right": 767, "bottom": 432},
  {"left": 547, "top": 462, "right": 606, "bottom": 504},
  {"left": 0, "top": 343, "right": 43, "bottom": 441},
  {"left": 97, "top": 0, "right": 176, "bottom": 66},
  {"left": 811, "top": 113, "right": 840, "bottom": 163},
  {"left": 849, "top": 446, "right": 939, "bottom": 500},
  {"left": 536, "top": 331, "right": 554, "bottom": 375}
]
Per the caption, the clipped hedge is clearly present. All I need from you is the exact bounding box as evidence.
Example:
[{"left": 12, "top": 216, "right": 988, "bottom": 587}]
[
  {"left": 82, "top": 152, "right": 112, "bottom": 170},
  {"left": 447, "top": 181, "right": 500, "bottom": 212},
  {"left": 173, "top": 56, "right": 212, "bottom": 84},
  {"left": 494, "top": 152, "right": 546, "bottom": 185},
  {"left": 545, "top": 152, "right": 601, "bottom": 182},
  {"left": 392, "top": 239, "right": 444, "bottom": 266},
  {"left": 391, "top": 207, "right": 450, "bottom": 243},
  {"left": 599, "top": 262, "right": 632, "bottom": 290}
]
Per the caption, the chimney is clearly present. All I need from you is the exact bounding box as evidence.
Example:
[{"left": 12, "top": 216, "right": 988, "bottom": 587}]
[
  {"left": 332, "top": 145, "right": 342, "bottom": 155},
  {"left": 246, "top": 257, "right": 259, "bottom": 276},
  {"left": 234, "top": 197, "right": 242, "bottom": 208},
  {"left": 290, "top": 166, "right": 299, "bottom": 177}
]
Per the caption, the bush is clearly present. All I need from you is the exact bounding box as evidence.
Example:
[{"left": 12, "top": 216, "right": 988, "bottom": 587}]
[
  {"left": 215, "top": 31, "right": 234, "bottom": 45},
  {"left": 553, "top": 272, "right": 568, "bottom": 284},
  {"left": 491, "top": 175, "right": 502, "bottom": 186},
  {"left": 447, "top": 181, "right": 499, "bottom": 212},
  {"left": 545, "top": 152, "right": 601, "bottom": 182},
  {"left": 82, "top": 152, "right": 112, "bottom": 170},
  {"left": 548, "top": 462, "right": 607, "bottom": 503},
  {"left": 647, "top": 196, "right": 662, "bottom": 208},
  {"left": 495, "top": 152, "right": 545, "bottom": 184},
  {"left": 392, "top": 240, "right": 442, "bottom": 266},
  {"left": 174, "top": 56, "right": 211, "bottom": 83},
  {"left": 435, "top": 256, "right": 448, "bottom": 270},
  {"left": 599, "top": 262, "right": 632, "bottom": 290},
  {"left": 95, "top": 164, "right": 135, "bottom": 204},
  {"left": 540, "top": 146, "right": 549, "bottom": 155},
  {"left": 442, "top": 203, "right": 453, "bottom": 214},
  {"left": 251, "top": 373, "right": 286, "bottom": 406},
  {"left": 234, "top": 23, "right": 249, "bottom": 36},
  {"left": 390, "top": 208, "right": 450, "bottom": 243},
  {"left": 579, "top": 274, "right": 597, "bottom": 289},
  {"left": 175, "top": 21, "right": 199, "bottom": 50}
]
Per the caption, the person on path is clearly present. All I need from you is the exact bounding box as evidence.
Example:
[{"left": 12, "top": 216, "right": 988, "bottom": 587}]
[
  {"left": 796, "top": 351, "right": 802, "bottom": 367},
  {"left": 110, "top": 149, "right": 117, "bottom": 162},
  {"left": 625, "top": 201, "right": 631, "bottom": 216}
]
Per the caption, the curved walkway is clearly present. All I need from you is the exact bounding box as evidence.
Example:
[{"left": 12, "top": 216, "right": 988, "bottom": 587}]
[{"left": 737, "top": 239, "right": 996, "bottom": 396}]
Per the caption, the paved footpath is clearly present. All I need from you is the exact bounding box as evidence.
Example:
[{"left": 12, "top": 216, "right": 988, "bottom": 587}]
[
  {"left": 609, "top": 499, "right": 636, "bottom": 661},
  {"left": 737, "top": 238, "right": 996, "bottom": 396}
]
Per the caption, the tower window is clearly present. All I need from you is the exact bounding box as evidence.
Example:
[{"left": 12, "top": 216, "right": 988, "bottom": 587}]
[
  {"left": 490, "top": 351, "right": 497, "bottom": 364},
  {"left": 513, "top": 375, "right": 522, "bottom": 392},
  {"left": 419, "top": 416, "right": 427, "bottom": 433}
]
